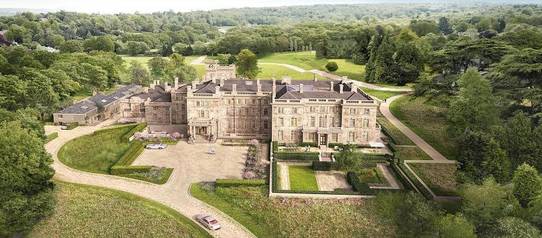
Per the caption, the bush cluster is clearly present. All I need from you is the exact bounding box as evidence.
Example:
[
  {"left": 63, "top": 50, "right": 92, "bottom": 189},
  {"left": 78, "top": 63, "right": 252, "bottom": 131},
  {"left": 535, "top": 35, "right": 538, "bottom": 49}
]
[
  {"left": 312, "top": 161, "right": 333, "bottom": 171},
  {"left": 274, "top": 152, "right": 319, "bottom": 161},
  {"left": 215, "top": 179, "right": 266, "bottom": 187},
  {"left": 121, "top": 123, "right": 147, "bottom": 142},
  {"left": 347, "top": 171, "right": 376, "bottom": 195}
]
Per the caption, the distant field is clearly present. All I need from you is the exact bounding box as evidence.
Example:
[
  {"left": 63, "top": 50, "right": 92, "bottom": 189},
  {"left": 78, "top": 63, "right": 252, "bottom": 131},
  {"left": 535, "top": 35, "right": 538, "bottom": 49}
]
[
  {"left": 259, "top": 51, "right": 365, "bottom": 81},
  {"left": 389, "top": 95, "right": 458, "bottom": 160},
  {"left": 257, "top": 64, "right": 324, "bottom": 80},
  {"left": 29, "top": 182, "right": 211, "bottom": 238}
]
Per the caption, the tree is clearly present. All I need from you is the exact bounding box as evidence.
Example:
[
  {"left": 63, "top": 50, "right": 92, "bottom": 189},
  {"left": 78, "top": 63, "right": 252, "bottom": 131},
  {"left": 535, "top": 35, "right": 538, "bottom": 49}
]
[
  {"left": 236, "top": 49, "right": 260, "bottom": 79},
  {"left": 448, "top": 68, "right": 498, "bottom": 136},
  {"left": 148, "top": 57, "right": 169, "bottom": 80},
  {"left": 393, "top": 29, "right": 424, "bottom": 85},
  {"left": 410, "top": 20, "right": 439, "bottom": 37},
  {"left": 435, "top": 214, "right": 477, "bottom": 238},
  {"left": 0, "top": 121, "right": 55, "bottom": 236},
  {"left": 129, "top": 61, "right": 151, "bottom": 86},
  {"left": 438, "top": 17, "right": 453, "bottom": 35},
  {"left": 83, "top": 36, "right": 115, "bottom": 52},
  {"left": 491, "top": 217, "right": 541, "bottom": 238},
  {"left": 500, "top": 113, "right": 539, "bottom": 169},
  {"left": 125, "top": 41, "right": 149, "bottom": 56},
  {"left": 513, "top": 164, "right": 542, "bottom": 208},
  {"left": 160, "top": 41, "right": 173, "bottom": 56},
  {"left": 325, "top": 61, "right": 338, "bottom": 72},
  {"left": 0, "top": 75, "right": 26, "bottom": 111}
]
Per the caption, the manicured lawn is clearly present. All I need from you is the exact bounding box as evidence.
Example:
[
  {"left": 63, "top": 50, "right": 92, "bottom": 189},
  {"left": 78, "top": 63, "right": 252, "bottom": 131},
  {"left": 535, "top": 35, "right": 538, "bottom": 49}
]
[
  {"left": 190, "top": 183, "right": 394, "bottom": 238},
  {"left": 288, "top": 166, "right": 319, "bottom": 191},
  {"left": 257, "top": 64, "right": 324, "bottom": 80},
  {"left": 59, "top": 125, "right": 135, "bottom": 174},
  {"left": 409, "top": 163, "right": 459, "bottom": 196},
  {"left": 377, "top": 116, "right": 414, "bottom": 145},
  {"left": 259, "top": 51, "right": 365, "bottom": 80},
  {"left": 361, "top": 88, "right": 404, "bottom": 100},
  {"left": 389, "top": 95, "right": 458, "bottom": 160},
  {"left": 29, "top": 182, "right": 211, "bottom": 238},
  {"left": 394, "top": 146, "right": 432, "bottom": 160}
]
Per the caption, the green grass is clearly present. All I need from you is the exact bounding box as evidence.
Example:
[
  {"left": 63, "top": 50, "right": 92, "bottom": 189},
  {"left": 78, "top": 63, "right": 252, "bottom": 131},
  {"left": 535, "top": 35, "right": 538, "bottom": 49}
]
[
  {"left": 361, "top": 88, "right": 404, "bottom": 100},
  {"left": 190, "top": 183, "right": 394, "bottom": 238},
  {"left": 259, "top": 51, "right": 365, "bottom": 80},
  {"left": 193, "top": 64, "right": 206, "bottom": 79},
  {"left": 29, "top": 182, "right": 211, "bottom": 238},
  {"left": 288, "top": 166, "right": 319, "bottom": 191},
  {"left": 377, "top": 116, "right": 414, "bottom": 145},
  {"left": 59, "top": 125, "right": 135, "bottom": 174},
  {"left": 389, "top": 96, "right": 458, "bottom": 160},
  {"left": 257, "top": 64, "right": 324, "bottom": 80},
  {"left": 45, "top": 132, "right": 58, "bottom": 143},
  {"left": 409, "top": 163, "right": 459, "bottom": 196},
  {"left": 394, "top": 146, "right": 432, "bottom": 160}
]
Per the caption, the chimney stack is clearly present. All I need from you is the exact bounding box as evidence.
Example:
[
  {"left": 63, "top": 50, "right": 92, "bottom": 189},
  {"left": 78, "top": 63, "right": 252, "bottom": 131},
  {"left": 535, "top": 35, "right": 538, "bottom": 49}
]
[
  {"left": 313, "top": 73, "right": 317, "bottom": 82},
  {"left": 215, "top": 85, "right": 220, "bottom": 95},
  {"left": 272, "top": 79, "right": 277, "bottom": 98},
  {"left": 330, "top": 81, "right": 334, "bottom": 92},
  {"left": 220, "top": 78, "right": 225, "bottom": 86},
  {"left": 339, "top": 84, "right": 344, "bottom": 94},
  {"left": 191, "top": 80, "right": 197, "bottom": 89},
  {"left": 150, "top": 80, "right": 156, "bottom": 89},
  {"left": 351, "top": 83, "right": 358, "bottom": 93},
  {"left": 164, "top": 82, "right": 171, "bottom": 92},
  {"left": 257, "top": 81, "right": 262, "bottom": 93},
  {"left": 174, "top": 77, "right": 179, "bottom": 89},
  {"left": 299, "top": 84, "right": 304, "bottom": 93},
  {"left": 232, "top": 84, "right": 237, "bottom": 94}
]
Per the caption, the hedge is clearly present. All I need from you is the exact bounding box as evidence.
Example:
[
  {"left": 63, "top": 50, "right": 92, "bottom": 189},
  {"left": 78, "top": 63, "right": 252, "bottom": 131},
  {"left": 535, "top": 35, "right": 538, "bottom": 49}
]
[
  {"left": 398, "top": 162, "right": 434, "bottom": 199},
  {"left": 274, "top": 152, "right": 319, "bottom": 161},
  {"left": 299, "top": 142, "right": 318, "bottom": 147},
  {"left": 65, "top": 123, "right": 78, "bottom": 130},
  {"left": 215, "top": 179, "right": 266, "bottom": 187},
  {"left": 119, "top": 167, "right": 174, "bottom": 185},
  {"left": 45, "top": 132, "right": 58, "bottom": 143},
  {"left": 389, "top": 162, "right": 414, "bottom": 191},
  {"left": 110, "top": 165, "right": 154, "bottom": 175},
  {"left": 121, "top": 123, "right": 147, "bottom": 142},
  {"left": 115, "top": 141, "right": 144, "bottom": 166},
  {"left": 272, "top": 141, "right": 278, "bottom": 153},
  {"left": 312, "top": 161, "right": 333, "bottom": 171},
  {"left": 346, "top": 171, "right": 376, "bottom": 195}
]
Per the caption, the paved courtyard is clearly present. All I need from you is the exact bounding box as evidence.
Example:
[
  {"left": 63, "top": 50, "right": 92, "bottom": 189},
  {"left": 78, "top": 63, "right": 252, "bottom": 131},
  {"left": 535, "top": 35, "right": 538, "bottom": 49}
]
[{"left": 134, "top": 142, "right": 247, "bottom": 183}]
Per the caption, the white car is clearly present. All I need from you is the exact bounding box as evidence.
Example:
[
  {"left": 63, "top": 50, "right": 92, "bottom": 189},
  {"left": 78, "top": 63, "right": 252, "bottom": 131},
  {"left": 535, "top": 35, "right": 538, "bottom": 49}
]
[
  {"left": 145, "top": 143, "right": 167, "bottom": 150},
  {"left": 195, "top": 214, "right": 221, "bottom": 230}
]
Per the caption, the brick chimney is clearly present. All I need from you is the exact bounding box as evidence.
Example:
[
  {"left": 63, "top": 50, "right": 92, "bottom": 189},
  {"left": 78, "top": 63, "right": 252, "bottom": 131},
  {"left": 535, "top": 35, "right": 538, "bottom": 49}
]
[
  {"left": 299, "top": 84, "right": 304, "bottom": 93},
  {"left": 339, "top": 84, "right": 344, "bottom": 94},
  {"left": 330, "top": 81, "right": 334, "bottom": 91},
  {"left": 272, "top": 79, "right": 276, "bottom": 98},
  {"left": 232, "top": 84, "right": 237, "bottom": 95}
]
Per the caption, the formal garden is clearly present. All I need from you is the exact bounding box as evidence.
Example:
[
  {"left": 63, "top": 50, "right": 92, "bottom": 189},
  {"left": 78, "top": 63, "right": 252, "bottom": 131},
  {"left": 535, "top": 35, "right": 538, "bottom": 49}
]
[{"left": 58, "top": 123, "right": 174, "bottom": 184}]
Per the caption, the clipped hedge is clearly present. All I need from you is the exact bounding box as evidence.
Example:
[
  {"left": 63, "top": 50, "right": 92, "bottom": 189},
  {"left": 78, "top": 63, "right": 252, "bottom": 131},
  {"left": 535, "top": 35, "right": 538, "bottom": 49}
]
[
  {"left": 65, "top": 123, "right": 78, "bottom": 130},
  {"left": 299, "top": 142, "right": 318, "bottom": 147},
  {"left": 110, "top": 165, "right": 154, "bottom": 175},
  {"left": 115, "top": 141, "right": 144, "bottom": 166},
  {"left": 45, "top": 132, "right": 58, "bottom": 143},
  {"left": 272, "top": 141, "right": 278, "bottom": 153},
  {"left": 398, "top": 163, "right": 433, "bottom": 199},
  {"left": 120, "top": 168, "right": 174, "bottom": 185},
  {"left": 121, "top": 123, "right": 147, "bottom": 142},
  {"left": 274, "top": 152, "right": 320, "bottom": 161},
  {"left": 389, "top": 162, "right": 413, "bottom": 191},
  {"left": 312, "top": 161, "right": 333, "bottom": 171},
  {"left": 346, "top": 171, "right": 376, "bottom": 195},
  {"left": 215, "top": 179, "right": 266, "bottom": 187}
]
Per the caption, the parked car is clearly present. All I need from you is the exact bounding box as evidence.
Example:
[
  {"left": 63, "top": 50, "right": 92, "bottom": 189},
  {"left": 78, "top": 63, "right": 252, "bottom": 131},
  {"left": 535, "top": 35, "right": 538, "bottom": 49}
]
[
  {"left": 195, "top": 214, "right": 221, "bottom": 230},
  {"left": 145, "top": 143, "right": 167, "bottom": 150}
]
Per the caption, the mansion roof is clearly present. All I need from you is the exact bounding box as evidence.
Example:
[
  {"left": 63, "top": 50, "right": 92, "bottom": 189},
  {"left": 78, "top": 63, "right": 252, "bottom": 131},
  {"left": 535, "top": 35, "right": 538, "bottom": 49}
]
[{"left": 58, "top": 84, "right": 141, "bottom": 114}]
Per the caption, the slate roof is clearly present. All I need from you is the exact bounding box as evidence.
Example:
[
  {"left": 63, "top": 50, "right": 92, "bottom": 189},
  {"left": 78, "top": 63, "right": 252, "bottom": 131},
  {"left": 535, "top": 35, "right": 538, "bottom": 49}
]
[{"left": 58, "top": 84, "right": 141, "bottom": 114}]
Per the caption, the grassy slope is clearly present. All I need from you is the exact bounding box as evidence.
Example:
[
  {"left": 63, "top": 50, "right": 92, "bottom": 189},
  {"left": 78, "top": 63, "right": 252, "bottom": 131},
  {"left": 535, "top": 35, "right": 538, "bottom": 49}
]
[
  {"left": 259, "top": 51, "right": 365, "bottom": 81},
  {"left": 361, "top": 88, "right": 404, "bottom": 100},
  {"left": 377, "top": 116, "right": 414, "bottom": 145},
  {"left": 410, "top": 163, "right": 458, "bottom": 196},
  {"left": 29, "top": 182, "right": 211, "bottom": 238},
  {"left": 190, "top": 184, "right": 394, "bottom": 238},
  {"left": 395, "top": 146, "right": 432, "bottom": 160},
  {"left": 389, "top": 95, "right": 458, "bottom": 160},
  {"left": 288, "top": 166, "right": 319, "bottom": 191},
  {"left": 59, "top": 125, "right": 135, "bottom": 174}
]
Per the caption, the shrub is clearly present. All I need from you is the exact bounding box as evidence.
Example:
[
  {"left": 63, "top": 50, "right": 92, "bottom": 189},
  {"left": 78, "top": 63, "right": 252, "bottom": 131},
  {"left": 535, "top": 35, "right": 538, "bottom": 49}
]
[
  {"left": 215, "top": 179, "right": 266, "bottom": 187},
  {"left": 328, "top": 143, "right": 344, "bottom": 148},
  {"left": 115, "top": 141, "right": 144, "bottom": 166},
  {"left": 325, "top": 61, "right": 339, "bottom": 72},
  {"left": 65, "top": 123, "right": 78, "bottom": 130},
  {"left": 312, "top": 161, "right": 333, "bottom": 171},
  {"left": 272, "top": 141, "right": 278, "bottom": 153},
  {"left": 347, "top": 171, "right": 376, "bottom": 195},
  {"left": 120, "top": 167, "right": 173, "bottom": 184},
  {"left": 45, "top": 132, "right": 58, "bottom": 143},
  {"left": 110, "top": 165, "right": 154, "bottom": 175},
  {"left": 274, "top": 152, "right": 319, "bottom": 161}
]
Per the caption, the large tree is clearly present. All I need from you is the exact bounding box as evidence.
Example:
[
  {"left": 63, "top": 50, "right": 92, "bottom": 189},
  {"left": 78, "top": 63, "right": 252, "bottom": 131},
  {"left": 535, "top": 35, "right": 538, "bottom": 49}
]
[
  {"left": 129, "top": 61, "right": 151, "bottom": 86},
  {"left": 0, "top": 121, "right": 55, "bottom": 236},
  {"left": 513, "top": 163, "right": 542, "bottom": 208},
  {"left": 236, "top": 49, "right": 260, "bottom": 79},
  {"left": 147, "top": 57, "right": 169, "bottom": 80}
]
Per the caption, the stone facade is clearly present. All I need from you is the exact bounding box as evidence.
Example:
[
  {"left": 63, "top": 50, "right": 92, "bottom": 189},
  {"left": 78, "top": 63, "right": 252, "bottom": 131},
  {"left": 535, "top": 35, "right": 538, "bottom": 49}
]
[{"left": 120, "top": 75, "right": 381, "bottom": 146}]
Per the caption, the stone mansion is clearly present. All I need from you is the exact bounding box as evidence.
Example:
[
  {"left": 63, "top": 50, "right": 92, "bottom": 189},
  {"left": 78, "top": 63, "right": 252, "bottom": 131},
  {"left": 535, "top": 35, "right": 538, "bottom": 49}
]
[{"left": 119, "top": 64, "right": 381, "bottom": 146}]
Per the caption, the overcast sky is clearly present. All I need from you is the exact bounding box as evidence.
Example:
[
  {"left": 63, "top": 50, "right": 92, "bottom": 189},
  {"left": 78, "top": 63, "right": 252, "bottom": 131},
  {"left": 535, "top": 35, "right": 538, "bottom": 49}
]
[{"left": 0, "top": 0, "right": 379, "bottom": 13}]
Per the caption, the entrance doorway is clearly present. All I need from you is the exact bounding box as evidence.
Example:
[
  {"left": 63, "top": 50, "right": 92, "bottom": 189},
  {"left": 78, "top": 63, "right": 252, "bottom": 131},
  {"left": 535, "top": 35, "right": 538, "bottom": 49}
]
[
  {"left": 196, "top": 126, "right": 208, "bottom": 136},
  {"left": 319, "top": 134, "right": 327, "bottom": 145}
]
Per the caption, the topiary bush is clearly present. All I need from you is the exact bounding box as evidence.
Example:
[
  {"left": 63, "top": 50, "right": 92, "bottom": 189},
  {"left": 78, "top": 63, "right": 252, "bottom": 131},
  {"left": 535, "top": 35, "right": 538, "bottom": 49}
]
[{"left": 325, "top": 61, "right": 339, "bottom": 72}]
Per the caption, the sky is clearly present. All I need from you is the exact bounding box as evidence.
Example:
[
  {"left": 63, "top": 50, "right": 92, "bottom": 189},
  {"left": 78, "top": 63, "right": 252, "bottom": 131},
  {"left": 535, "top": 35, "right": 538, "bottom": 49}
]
[{"left": 1, "top": 0, "right": 384, "bottom": 13}]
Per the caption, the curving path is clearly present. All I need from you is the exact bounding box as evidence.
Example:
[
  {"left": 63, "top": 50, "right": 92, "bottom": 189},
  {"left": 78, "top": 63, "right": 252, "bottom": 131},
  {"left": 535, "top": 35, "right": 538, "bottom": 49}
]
[
  {"left": 259, "top": 62, "right": 413, "bottom": 92},
  {"left": 44, "top": 122, "right": 255, "bottom": 238},
  {"left": 379, "top": 94, "right": 450, "bottom": 162}
]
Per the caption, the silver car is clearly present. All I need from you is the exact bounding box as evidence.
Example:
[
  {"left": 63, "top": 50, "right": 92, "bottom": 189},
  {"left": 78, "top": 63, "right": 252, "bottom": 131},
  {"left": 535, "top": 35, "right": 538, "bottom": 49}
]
[
  {"left": 145, "top": 143, "right": 167, "bottom": 150},
  {"left": 195, "top": 214, "right": 221, "bottom": 230}
]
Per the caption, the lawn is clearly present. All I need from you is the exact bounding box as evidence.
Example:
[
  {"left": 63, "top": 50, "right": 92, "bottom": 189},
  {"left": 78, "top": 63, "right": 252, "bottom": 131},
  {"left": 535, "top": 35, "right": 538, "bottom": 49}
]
[
  {"left": 409, "top": 163, "right": 459, "bottom": 196},
  {"left": 29, "top": 182, "right": 211, "bottom": 238},
  {"left": 377, "top": 116, "right": 414, "bottom": 145},
  {"left": 288, "top": 166, "right": 319, "bottom": 191},
  {"left": 190, "top": 183, "right": 394, "bottom": 238},
  {"left": 259, "top": 51, "right": 365, "bottom": 81},
  {"left": 361, "top": 88, "right": 405, "bottom": 100},
  {"left": 257, "top": 64, "right": 324, "bottom": 80},
  {"left": 59, "top": 125, "right": 135, "bottom": 174},
  {"left": 394, "top": 146, "right": 432, "bottom": 160},
  {"left": 389, "top": 95, "right": 458, "bottom": 160}
]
